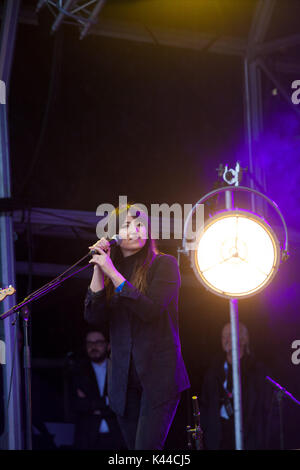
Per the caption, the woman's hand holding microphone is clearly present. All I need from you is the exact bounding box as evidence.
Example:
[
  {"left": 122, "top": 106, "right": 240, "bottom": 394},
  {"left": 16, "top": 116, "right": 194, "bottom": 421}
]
[
  {"left": 89, "top": 237, "right": 113, "bottom": 276},
  {"left": 89, "top": 237, "right": 125, "bottom": 291}
]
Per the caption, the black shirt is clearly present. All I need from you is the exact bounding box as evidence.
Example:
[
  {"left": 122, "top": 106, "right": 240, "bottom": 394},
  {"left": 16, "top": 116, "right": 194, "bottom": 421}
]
[{"left": 118, "top": 250, "right": 143, "bottom": 391}]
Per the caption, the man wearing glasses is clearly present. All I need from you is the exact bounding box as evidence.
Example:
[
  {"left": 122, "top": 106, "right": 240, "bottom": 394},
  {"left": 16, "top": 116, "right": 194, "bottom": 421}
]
[{"left": 70, "top": 328, "right": 125, "bottom": 450}]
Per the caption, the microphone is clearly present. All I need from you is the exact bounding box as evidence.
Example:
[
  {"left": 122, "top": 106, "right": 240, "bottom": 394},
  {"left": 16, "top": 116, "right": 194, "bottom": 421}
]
[{"left": 89, "top": 235, "right": 122, "bottom": 255}]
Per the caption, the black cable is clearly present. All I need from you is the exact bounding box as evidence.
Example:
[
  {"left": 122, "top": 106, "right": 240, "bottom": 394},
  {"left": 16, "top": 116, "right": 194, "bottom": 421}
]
[
  {"left": 17, "top": 30, "right": 63, "bottom": 196},
  {"left": 26, "top": 207, "right": 33, "bottom": 297}
]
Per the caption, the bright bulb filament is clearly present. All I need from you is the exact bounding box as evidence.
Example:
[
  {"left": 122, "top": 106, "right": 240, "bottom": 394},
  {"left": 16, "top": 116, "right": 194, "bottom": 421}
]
[{"left": 192, "top": 211, "right": 280, "bottom": 299}]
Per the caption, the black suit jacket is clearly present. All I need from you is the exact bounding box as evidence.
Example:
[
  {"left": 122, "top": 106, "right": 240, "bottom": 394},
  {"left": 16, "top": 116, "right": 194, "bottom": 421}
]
[
  {"left": 200, "top": 355, "right": 272, "bottom": 450},
  {"left": 84, "top": 253, "right": 190, "bottom": 416},
  {"left": 70, "top": 358, "right": 124, "bottom": 449}
]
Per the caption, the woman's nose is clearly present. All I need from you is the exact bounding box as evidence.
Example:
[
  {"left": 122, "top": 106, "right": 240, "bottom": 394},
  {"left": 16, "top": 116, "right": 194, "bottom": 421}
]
[{"left": 127, "top": 225, "right": 137, "bottom": 237}]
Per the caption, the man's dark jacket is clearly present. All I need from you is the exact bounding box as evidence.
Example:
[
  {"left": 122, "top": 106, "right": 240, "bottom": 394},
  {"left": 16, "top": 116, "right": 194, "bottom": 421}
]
[
  {"left": 70, "top": 357, "right": 124, "bottom": 449},
  {"left": 200, "top": 354, "right": 272, "bottom": 450},
  {"left": 84, "top": 252, "right": 190, "bottom": 416}
]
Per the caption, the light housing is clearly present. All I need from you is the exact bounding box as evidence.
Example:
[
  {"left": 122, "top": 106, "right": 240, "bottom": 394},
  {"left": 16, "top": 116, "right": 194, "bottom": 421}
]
[{"left": 190, "top": 209, "right": 281, "bottom": 299}]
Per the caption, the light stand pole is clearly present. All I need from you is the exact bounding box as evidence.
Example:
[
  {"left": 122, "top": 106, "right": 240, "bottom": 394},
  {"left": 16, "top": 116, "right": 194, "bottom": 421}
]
[
  {"left": 225, "top": 168, "right": 243, "bottom": 450},
  {"left": 180, "top": 172, "right": 289, "bottom": 451},
  {"left": 229, "top": 298, "right": 243, "bottom": 450}
]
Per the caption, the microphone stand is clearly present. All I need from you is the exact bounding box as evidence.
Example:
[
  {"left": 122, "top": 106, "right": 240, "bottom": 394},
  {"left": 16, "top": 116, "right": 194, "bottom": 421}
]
[
  {"left": 0, "top": 252, "right": 92, "bottom": 321},
  {"left": 0, "top": 251, "right": 93, "bottom": 449},
  {"left": 186, "top": 395, "right": 204, "bottom": 450},
  {"left": 266, "top": 376, "right": 300, "bottom": 450},
  {"left": 21, "top": 306, "right": 32, "bottom": 450}
]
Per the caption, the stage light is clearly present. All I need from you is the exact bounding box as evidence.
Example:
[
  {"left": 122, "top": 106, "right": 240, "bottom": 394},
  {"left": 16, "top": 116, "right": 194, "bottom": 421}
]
[
  {"left": 191, "top": 210, "right": 280, "bottom": 299},
  {"left": 180, "top": 179, "right": 289, "bottom": 451}
]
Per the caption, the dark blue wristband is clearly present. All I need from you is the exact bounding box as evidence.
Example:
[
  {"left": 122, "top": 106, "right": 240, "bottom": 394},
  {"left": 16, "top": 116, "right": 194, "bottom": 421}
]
[{"left": 115, "top": 280, "right": 126, "bottom": 293}]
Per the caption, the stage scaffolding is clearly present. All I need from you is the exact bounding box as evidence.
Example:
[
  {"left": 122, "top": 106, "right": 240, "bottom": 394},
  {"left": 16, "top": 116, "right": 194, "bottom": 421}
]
[{"left": 0, "top": 0, "right": 299, "bottom": 449}]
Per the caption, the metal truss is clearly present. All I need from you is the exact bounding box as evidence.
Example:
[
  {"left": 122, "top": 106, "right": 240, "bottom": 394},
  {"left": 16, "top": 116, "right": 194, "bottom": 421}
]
[
  {"left": 243, "top": 0, "right": 276, "bottom": 211},
  {"left": 30, "top": 0, "right": 300, "bottom": 196},
  {"left": 0, "top": 0, "right": 299, "bottom": 450},
  {"left": 0, "top": 0, "right": 297, "bottom": 253},
  {"left": 0, "top": 0, "right": 23, "bottom": 451},
  {"left": 11, "top": 206, "right": 300, "bottom": 280},
  {"left": 36, "top": 0, "right": 106, "bottom": 39},
  {"left": 243, "top": 0, "right": 300, "bottom": 212},
  {"left": 0, "top": 0, "right": 297, "bottom": 248}
]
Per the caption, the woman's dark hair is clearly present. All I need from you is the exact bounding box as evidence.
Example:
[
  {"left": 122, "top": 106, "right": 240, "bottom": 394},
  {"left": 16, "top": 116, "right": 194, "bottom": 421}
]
[{"left": 104, "top": 203, "right": 160, "bottom": 302}]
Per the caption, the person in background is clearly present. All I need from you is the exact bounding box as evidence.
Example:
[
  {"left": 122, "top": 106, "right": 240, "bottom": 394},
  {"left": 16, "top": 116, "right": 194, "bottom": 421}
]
[
  {"left": 70, "top": 328, "right": 125, "bottom": 450},
  {"left": 200, "top": 322, "right": 270, "bottom": 449}
]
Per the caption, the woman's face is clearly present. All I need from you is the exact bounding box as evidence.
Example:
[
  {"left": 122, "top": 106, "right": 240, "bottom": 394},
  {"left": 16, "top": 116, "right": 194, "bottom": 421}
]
[{"left": 119, "top": 213, "right": 148, "bottom": 254}]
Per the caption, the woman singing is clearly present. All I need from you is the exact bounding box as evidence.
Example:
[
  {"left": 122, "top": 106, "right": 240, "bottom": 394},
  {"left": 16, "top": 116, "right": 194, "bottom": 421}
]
[{"left": 84, "top": 203, "right": 190, "bottom": 450}]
